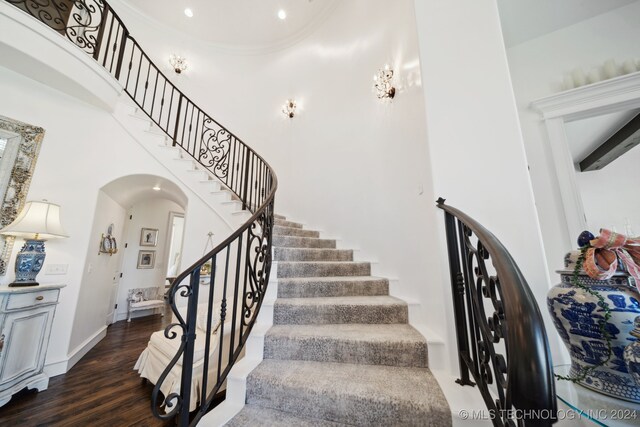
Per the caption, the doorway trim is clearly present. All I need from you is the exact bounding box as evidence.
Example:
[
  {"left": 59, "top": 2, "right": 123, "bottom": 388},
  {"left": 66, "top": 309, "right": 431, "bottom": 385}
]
[{"left": 531, "top": 71, "right": 640, "bottom": 240}]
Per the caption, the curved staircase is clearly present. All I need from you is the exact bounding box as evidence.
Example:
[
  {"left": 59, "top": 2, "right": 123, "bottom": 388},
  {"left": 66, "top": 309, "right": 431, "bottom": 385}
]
[
  {"left": 5, "top": 2, "right": 558, "bottom": 426},
  {"left": 222, "top": 215, "right": 451, "bottom": 426}
]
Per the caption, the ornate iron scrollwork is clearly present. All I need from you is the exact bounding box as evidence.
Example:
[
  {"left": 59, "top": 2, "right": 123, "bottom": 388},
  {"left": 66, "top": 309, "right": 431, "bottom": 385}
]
[
  {"left": 151, "top": 282, "right": 192, "bottom": 420},
  {"left": 199, "top": 117, "right": 231, "bottom": 180},
  {"left": 7, "top": 0, "right": 105, "bottom": 55},
  {"left": 462, "top": 230, "right": 514, "bottom": 426},
  {"left": 438, "top": 198, "right": 556, "bottom": 427},
  {"left": 243, "top": 201, "right": 274, "bottom": 326}
]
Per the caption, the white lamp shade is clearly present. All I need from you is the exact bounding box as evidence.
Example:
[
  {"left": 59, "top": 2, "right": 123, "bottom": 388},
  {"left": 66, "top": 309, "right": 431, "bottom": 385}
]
[{"left": 0, "top": 200, "right": 68, "bottom": 239}]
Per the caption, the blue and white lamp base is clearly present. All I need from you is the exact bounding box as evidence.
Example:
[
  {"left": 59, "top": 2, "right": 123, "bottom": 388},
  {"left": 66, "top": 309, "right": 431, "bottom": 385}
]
[{"left": 10, "top": 239, "right": 46, "bottom": 287}]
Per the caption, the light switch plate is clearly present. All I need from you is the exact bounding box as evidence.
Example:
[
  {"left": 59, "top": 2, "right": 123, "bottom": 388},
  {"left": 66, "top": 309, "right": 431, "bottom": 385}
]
[{"left": 45, "top": 264, "right": 68, "bottom": 275}]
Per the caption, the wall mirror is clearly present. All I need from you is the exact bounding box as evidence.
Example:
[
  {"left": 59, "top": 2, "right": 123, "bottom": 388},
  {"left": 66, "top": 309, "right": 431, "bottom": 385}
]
[{"left": 0, "top": 115, "right": 44, "bottom": 275}]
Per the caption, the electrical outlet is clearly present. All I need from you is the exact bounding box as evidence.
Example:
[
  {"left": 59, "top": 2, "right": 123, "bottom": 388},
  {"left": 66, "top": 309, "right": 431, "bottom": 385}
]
[{"left": 44, "top": 264, "right": 68, "bottom": 275}]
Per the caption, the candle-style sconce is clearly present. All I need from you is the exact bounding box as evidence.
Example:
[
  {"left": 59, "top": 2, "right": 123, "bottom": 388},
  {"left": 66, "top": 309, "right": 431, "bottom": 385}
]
[
  {"left": 373, "top": 65, "right": 395, "bottom": 99},
  {"left": 282, "top": 99, "right": 297, "bottom": 118}
]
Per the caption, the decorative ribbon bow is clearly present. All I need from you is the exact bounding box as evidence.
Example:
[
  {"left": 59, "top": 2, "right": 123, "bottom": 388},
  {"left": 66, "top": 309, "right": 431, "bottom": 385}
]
[{"left": 584, "top": 229, "right": 640, "bottom": 292}]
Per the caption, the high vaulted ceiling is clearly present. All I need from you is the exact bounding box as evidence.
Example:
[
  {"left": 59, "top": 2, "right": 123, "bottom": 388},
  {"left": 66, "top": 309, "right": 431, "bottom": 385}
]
[
  {"left": 120, "top": 0, "right": 338, "bottom": 49},
  {"left": 121, "top": 0, "right": 639, "bottom": 50}
]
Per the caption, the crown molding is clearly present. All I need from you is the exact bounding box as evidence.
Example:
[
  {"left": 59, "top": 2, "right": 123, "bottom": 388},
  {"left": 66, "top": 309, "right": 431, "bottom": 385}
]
[
  {"left": 110, "top": 0, "right": 340, "bottom": 56},
  {"left": 531, "top": 71, "right": 640, "bottom": 121}
]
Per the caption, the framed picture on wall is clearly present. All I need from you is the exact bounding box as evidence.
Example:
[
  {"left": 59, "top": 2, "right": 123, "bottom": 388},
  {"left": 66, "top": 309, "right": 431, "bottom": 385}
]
[
  {"left": 140, "top": 228, "right": 159, "bottom": 246},
  {"left": 137, "top": 250, "right": 155, "bottom": 269}
]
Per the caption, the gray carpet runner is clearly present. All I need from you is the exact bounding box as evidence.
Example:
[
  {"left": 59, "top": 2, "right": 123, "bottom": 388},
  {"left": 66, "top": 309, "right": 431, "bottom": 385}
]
[{"left": 226, "top": 216, "right": 451, "bottom": 426}]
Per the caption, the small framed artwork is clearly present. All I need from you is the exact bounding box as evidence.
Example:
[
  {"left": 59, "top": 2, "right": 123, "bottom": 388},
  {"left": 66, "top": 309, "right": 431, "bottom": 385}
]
[
  {"left": 137, "top": 250, "right": 156, "bottom": 269},
  {"left": 140, "top": 228, "right": 159, "bottom": 246}
]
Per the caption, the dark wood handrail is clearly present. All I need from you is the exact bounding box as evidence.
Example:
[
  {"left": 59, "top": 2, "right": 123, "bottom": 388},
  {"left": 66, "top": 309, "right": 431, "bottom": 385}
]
[{"left": 437, "top": 198, "right": 556, "bottom": 426}]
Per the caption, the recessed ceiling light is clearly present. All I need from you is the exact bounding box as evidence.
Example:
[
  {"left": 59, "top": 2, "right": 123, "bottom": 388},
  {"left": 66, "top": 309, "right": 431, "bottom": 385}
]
[
  {"left": 184, "top": 8, "right": 193, "bottom": 18},
  {"left": 152, "top": 185, "right": 161, "bottom": 191},
  {"left": 277, "top": 9, "right": 287, "bottom": 20}
]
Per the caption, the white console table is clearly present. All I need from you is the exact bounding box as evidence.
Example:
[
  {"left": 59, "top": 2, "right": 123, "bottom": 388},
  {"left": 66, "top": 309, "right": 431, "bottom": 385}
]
[{"left": 0, "top": 284, "right": 64, "bottom": 407}]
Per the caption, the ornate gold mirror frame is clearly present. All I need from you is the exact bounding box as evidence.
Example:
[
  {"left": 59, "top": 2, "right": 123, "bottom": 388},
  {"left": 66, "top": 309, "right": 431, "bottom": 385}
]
[{"left": 0, "top": 115, "right": 44, "bottom": 275}]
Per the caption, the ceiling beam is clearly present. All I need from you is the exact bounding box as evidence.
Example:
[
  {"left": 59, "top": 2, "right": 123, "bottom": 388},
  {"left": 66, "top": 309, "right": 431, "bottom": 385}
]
[{"left": 580, "top": 112, "right": 640, "bottom": 171}]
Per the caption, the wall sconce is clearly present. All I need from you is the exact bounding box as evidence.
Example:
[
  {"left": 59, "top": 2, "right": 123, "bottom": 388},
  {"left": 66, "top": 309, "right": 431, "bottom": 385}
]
[
  {"left": 373, "top": 65, "right": 395, "bottom": 99},
  {"left": 169, "top": 54, "right": 188, "bottom": 74},
  {"left": 282, "top": 99, "right": 297, "bottom": 118}
]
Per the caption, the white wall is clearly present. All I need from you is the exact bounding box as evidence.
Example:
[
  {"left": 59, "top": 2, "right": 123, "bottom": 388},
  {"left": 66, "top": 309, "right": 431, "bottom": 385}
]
[
  {"left": 506, "top": 2, "right": 640, "bottom": 291},
  {"left": 575, "top": 144, "right": 640, "bottom": 233},
  {"left": 0, "top": 63, "right": 232, "bottom": 374},
  {"left": 115, "top": 197, "right": 183, "bottom": 321},
  {"left": 107, "top": 0, "right": 452, "bottom": 369},
  {"left": 413, "top": 0, "right": 558, "bottom": 364},
  {"left": 68, "top": 190, "right": 126, "bottom": 354}
]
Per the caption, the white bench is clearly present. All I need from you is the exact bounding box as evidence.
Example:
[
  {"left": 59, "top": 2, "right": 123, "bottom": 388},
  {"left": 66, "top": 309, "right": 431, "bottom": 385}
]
[{"left": 127, "top": 287, "right": 165, "bottom": 322}]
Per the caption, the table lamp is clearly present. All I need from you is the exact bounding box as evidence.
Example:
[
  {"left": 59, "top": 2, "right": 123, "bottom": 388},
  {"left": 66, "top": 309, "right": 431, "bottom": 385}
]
[{"left": 0, "top": 200, "right": 68, "bottom": 287}]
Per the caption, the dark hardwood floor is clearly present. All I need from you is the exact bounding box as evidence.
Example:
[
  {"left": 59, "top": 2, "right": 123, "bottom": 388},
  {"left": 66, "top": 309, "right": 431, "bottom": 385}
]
[{"left": 0, "top": 314, "right": 176, "bottom": 427}]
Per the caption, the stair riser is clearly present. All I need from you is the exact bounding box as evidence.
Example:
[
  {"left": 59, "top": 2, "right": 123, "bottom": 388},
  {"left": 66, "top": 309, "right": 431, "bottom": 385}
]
[
  {"left": 277, "top": 263, "right": 370, "bottom": 278},
  {"left": 273, "top": 226, "right": 319, "bottom": 238},
  {"left": 273, "top": 304, "right": 408, "bottom": 325},
  {"left": 273, "top": 248, "right": 353, "bottom": 262},
  {"left": 245, "top": 374, "right": 449, "bottom": 426},
  {"left": 274, "top": 219, "right": 303, "bottom": 229},
  {"left": 272, "top": 236, "right": 336, "bottom": 249},
  {"left": 264, "top": 336, "right": 428, "bottom": 368},
  {"left": 278, "top": 280, "right": 389, "bottom": 298}
]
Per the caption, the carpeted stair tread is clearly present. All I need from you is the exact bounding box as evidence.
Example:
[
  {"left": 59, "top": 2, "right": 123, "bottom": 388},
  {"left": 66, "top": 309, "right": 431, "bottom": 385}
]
[
  {"left": 274, "top": 214, "right": 287, "bottom": 220},
  {"left": 273, "top": 225, "right": 319, "bottom": 238},
  {"left": 264, "top": 324, "right": 428, "bottom": 367},
  {"left": 274, "top": 247, "right": 353, "bottom": 262},
  {"left": 246, "top": 359, "right": 451, "bottom": 426},
  {"left": 278, "top": 276, "right": 389, "bottom": 298},
  {"left": 277, "top": 261, "right": 370, "bottom": 278},
  {"left": 226, "top": 405, "right": 347, "bottom": 427},
  {"left": 274, "top": 295, "right": 407, "bottom": 324},
  {"left": 272, "top": 235, "right": 337, "bottom": 249},
  {"left": 274, "top": 219, "right": 304, "bottom": 229},
  {"left": 226, "top": 405, "right": 345, "bottom": 426}
]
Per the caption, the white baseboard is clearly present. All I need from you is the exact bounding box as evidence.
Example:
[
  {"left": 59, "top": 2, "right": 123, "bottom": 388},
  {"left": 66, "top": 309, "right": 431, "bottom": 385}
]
[
  {"left": 42, "top": 358, "right": 68, "bottom": 378},
  {"left": 44, "top": 326, "right": 107, "bottom": 377}
]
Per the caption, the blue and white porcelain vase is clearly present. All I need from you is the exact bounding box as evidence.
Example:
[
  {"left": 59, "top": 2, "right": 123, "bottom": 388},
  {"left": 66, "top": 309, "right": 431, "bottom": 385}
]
[
  {"left": 547, "top": 251, "right": 640, "bottom": 403},
  {"left": 624, "top": 316, "right": 640, "bottom": 388}
]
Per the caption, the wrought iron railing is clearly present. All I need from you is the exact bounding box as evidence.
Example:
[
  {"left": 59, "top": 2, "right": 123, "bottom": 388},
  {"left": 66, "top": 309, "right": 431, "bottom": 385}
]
[
  {"left": 4, "top": 1, "right": 277, "bottom": 425},
  {"left": 437, "top": 198, "right": 556, "bottom": 427}
]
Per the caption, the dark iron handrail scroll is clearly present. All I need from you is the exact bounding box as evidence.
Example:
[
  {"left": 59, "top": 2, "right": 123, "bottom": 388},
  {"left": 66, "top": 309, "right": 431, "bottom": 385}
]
[
  {"left": 4, "top": 1, "right": 278, "bottom": 425},
  {"left": 437, "top": 198, "right": 556, "bottom": 427}
]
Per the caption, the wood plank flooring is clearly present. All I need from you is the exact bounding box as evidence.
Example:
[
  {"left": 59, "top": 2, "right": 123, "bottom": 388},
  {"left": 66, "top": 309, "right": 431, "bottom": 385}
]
[{"left": 0, "top": 314, "right": 179, "bottom": 426}]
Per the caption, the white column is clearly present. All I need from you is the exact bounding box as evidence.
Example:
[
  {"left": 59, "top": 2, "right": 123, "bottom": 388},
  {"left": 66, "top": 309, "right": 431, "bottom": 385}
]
[{"left": 413, "top": 0, "right": 565, "bottom": 363}]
